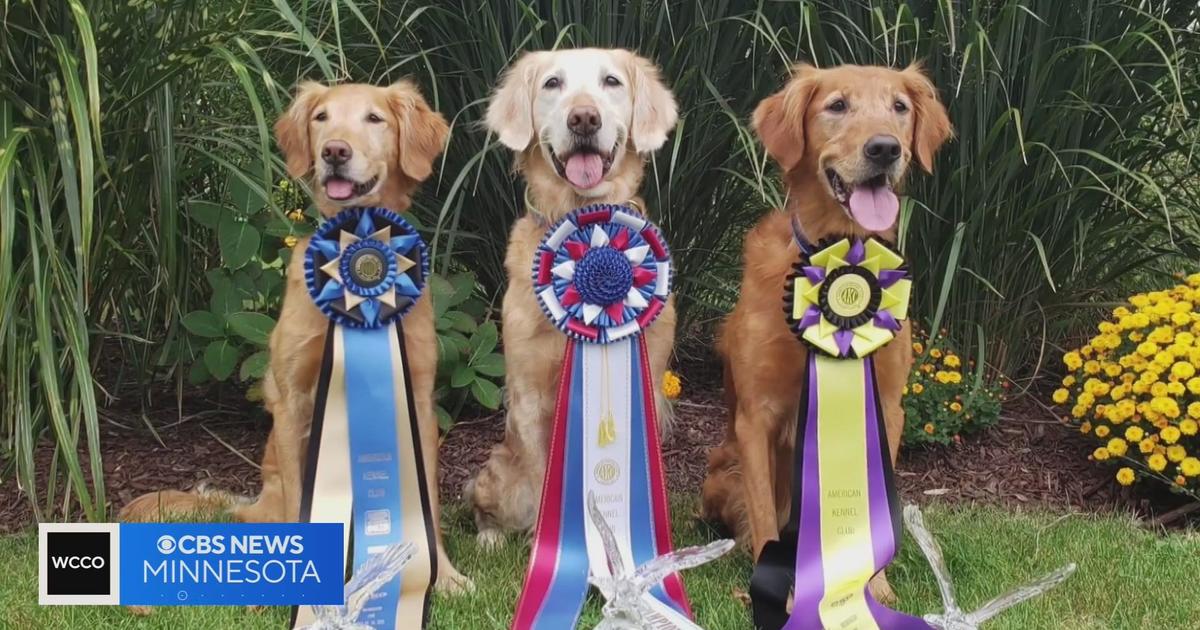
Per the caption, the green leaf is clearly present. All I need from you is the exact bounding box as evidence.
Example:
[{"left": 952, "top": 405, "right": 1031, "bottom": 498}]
[
  {"left": 450, "top": 364, "right": 476, "bottom": 389},
  {"left": 189, "top": 200, "right": 224, "bottom": 230},
  {"left": 181, "top": 311, "right": 224, "bottom": 338},
  {"left": 429, "top": 274, "right": 454, "bottom": 319},
  {"left": 469, "top": 321, "right": 499, "bottom": 364},
  {"left": 436, "top": 404, "right": 453, "bottom": 432},
  {"left": 228, "top": 170, "right": 267, "bottom": 216},
  {"left": 203, "top": 339, "right": 239, "bottom": 381},
  {"left": 447, "top": 272, "right": 476, "bottom": 306},
  {"left": 227, "top": 312, "right": 275, "bottom": 345},
  {"left": 188, "top": 360, "right": 211, "bottom": 385},
  {"left": 239, "top": 350, "right": 270, "bottom": 381},
  {"left": 441, "top": 311, "right": 477, "bottom": 334},
  {"left": 471, "top": 353, "right": 505, "bottom": 377},
  {"left": 471, "top": 377, "right": 502, "bottom": 410},
  {"left": 208, "top": 272, "right": 240, "bottom": 316},
  {"left": 218, "top": 213, "right": 261, "bottom": 270}
]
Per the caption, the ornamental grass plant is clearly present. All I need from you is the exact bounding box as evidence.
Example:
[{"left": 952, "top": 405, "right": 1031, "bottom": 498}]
[{"left": 2, "top": 0, "right": 1198, "bottom": 520}]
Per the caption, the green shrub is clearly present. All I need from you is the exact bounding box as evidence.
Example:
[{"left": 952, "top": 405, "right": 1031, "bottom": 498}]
[{"left": 902, "top": 330, "right": 1004, "bottom": 447}]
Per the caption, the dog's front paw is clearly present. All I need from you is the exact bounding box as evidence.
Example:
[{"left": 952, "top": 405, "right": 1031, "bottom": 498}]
[
  {"left": 475, "top": 527, "right": 508, "bottom": 550},
  {"left": 436, "top": 566, "right": 475, "bottom": 595},
  {"left": 868, "top": 571, "right": 897, "bottom": 605}
]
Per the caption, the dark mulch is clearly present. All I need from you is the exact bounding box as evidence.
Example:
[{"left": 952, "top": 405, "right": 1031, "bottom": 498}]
[{"left": 1, "top": 369, "right": 1178, "bottom": 534}]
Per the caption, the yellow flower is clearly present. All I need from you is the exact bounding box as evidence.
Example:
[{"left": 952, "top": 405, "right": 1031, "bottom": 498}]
[
  {"left": 1094, "top": 424, "right": 1111, "bottom": 438},
  {"left": 1079, "top": 422, "right": 1092, "bottom": 434},
  {"left": 1107, "top": 438, "right": 1128, "bottom": 457},
  {"left": 1115, "top": 467, "right": 1135, "bottom": 486},
  {"left": 1092, "top": 447, "right": 1110, "bottom": 461},
  {"left": 1083, "top": 360, "right": 1101, "bottom": 375},
  {"left": 1148, "top": 453, "right": 1168, "bottom": 471},
  {"left": 947, "top": 371, "right": 962, "bottom": 384},
  {"left": 287, "top": 209, "right": 306, "bottom": 222},
  {"left": 1188, "top": 377, "right": 1200, "bottom": 395},
  {"left": 662, "top": 370, "right": 682, "bottom": 400},
  {"left": 1052, "top": 389, "right": 1070, "bottom": 404},
  {"left": 1181, "top": 419, "right": 1198, "bottom": 435},
  {"left": 283, "top": 234, "right": 299, "bottom": 248},
  {"left": 1167, "top": 445, "right": 1187, "bottom": 463},
  {"left": 924, "top": 423, "right": 935, "bottom": 435},
  {"left": 949, "top": 402, "right": 963, "bottom": 413},
  {"left": 1124, "top": 426, "right": 1145, "bottom": 442},
  {"left": 1063, "top": 351, "right": 1082, "bottom": 370},
  {"left": 912, "top": 383, "right": 924, "bottom": 395},
  {"left": 1062, "top": 375, "right": 1076, "bottom": 387},
  {"left": 1161, "top": 426, "right": 1182, "bottom": 444},
  {"left": 944, "top": 354, "right": 961, "bottom": 368},
  {"left": 1182, "top": 457, "right": 1200, "bottom": 477},
  {"left": 1136, "top": 341, "right": 1159, "bottom": 358},
  {"left": 913, "top": 342, "right": 925, "bottom": 354},
  {"left": 1140, "top": 438, "right": 1157, "bottom": 454},
  {"left": 930, "top": 348, "right": 943, "bottom": 359}
]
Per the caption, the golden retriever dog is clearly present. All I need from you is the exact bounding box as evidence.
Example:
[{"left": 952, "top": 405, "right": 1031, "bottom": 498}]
[
  {"left": 700, "top": 63, "right": 952, "bottom": 602},
  {"left": 464, "top": 48, "right": 678, "bottom": 546},
  {"left": 120, "top": 81, "right": 469, "bottom": 593}
]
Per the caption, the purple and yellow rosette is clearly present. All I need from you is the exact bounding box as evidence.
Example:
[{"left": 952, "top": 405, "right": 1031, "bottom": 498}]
[
  {"left": 294, "top": 208, "right": 438, "bottom": 630},
  {"left": 513, "top": 205, "right": 692, "bottom": 629},
  {"left": 787, "top": 236, "right": 911, "bottom": 358},
  {"left": 753, "top": 235, "right": 929, "bottom": 630}
]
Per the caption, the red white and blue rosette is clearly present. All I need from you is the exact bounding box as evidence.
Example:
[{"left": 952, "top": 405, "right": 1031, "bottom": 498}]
[
  {"left": 532, "top": 205, "right": 671, "bottom": 344},
  {"left": 513, "top": 204, "right": 692, "bottom": 630}
]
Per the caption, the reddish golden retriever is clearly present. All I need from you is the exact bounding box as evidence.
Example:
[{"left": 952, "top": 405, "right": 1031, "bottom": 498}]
[{"left": 701, "top": 63, "right": 952, "bottom": 602}]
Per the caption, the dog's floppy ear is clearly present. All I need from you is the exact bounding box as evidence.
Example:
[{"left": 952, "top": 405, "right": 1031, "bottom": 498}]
[
  {"left": 275, "top": 81, "right": 328, "bottom": 178},
  {"left": 624, "top": 52, "right": 678, "bottom": 153},
  {"left": 387, "top": 80, "right": 450, "bottom": 182},
  {"left": 753, "top": 64, "right": 819, "bottom": 173},
  {"left": 486, "top": 52, "right": 546, "bottom": 151},
  {"left": 902, "top": 63, "right": 953, "bottom": 173}
]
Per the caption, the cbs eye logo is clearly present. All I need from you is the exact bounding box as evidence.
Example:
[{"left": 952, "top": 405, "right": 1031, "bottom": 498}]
[{"left": 39, "top": 523, "right": 120, "bottom": 605}]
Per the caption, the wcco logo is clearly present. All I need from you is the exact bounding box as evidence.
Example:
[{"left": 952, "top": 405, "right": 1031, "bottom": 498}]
[{"left": 39, "top": 523, "right": 120, "bottom": 605}]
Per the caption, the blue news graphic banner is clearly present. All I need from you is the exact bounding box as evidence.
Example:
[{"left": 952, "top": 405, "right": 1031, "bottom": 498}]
[{"left": 119, "top": 523, "right": 343, "bottom": 606}]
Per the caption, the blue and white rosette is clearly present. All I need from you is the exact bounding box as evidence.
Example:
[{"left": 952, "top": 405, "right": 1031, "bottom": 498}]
[
  {"left": 293, "top": 207, "right": 438, "bottom": 630},
  {"left": 513, "top": 205, "right": 693, "bottom": 629}
]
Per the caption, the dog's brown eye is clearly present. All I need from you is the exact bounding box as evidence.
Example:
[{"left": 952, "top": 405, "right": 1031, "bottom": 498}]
[
  {"left": 366, "top": 112, "right": 384, "bottom": 123},
  {"left": 603, "top": 75, "right": 622, "bottom": 87},
  {"left": 894, "top": 100, "right": 909, "bottom": 113},
  {"left": 543, "top": 76, "right": 562, "bottom": 89},
  {"left": 828, "top": 99, "right": 847, "bottom": 113},
  {"left": 314, "top": 111, "right": 327, "bottom": 122}
]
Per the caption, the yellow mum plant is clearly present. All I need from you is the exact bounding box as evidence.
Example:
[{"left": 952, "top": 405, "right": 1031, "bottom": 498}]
[
  {"left": 903, "top": 329, "right": 1003, "bottom": 446},
  {"left": 1052, "top": 274, "right": 1200, "bottom": 500}
]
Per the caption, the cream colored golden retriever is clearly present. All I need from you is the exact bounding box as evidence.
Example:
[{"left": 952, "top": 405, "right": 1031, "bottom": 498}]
[
  {"left": 120, "top": 81, "right": 469, "bottom": 593},
  {"left": 465, "top": 48, "right": 679, "bottom": 546},
  {"left": 700, "top": 64, "right": 952, "bottom": 602}
]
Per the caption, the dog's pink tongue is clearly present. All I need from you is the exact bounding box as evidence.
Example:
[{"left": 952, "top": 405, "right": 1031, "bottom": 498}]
[
  {"left": 325, "top": 179, "right": 355, "bottom": 200},
  {"left": 847, "top": 184, "right": 900, "bottom": 231},
  {"left": 564, "top": 153, "right": 604, "bottom": 189}
]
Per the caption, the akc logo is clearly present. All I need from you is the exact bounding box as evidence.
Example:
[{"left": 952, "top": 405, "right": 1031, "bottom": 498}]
[{"left": 39, "top": 523, "right": 120, "bottom": 605}]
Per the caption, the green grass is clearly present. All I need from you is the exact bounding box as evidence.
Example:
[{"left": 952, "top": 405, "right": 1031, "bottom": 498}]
[{"left": 3, "top": 501, "right": 1198, "bottom": 629}]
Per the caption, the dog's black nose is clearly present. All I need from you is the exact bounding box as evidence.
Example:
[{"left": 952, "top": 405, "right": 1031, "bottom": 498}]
[
  {"left": 567, "top": 105, "right": 601, "bottom": 136},
  {"left": 321, "top": 140, "right": 353, "bottom": 166},
  {"left": 863, "top": 134, "right": 901, "bottom": 167}
]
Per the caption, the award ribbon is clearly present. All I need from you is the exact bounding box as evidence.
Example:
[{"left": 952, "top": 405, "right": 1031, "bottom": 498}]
[
  {"left": 511, "top": 205, "right": 693, "bottom": 629},
  {"left": 751, "top": 236, "right": 930, "bottom": 630},
  {"left": 292, "top": 208, "right": 437, "bottom": 629}
]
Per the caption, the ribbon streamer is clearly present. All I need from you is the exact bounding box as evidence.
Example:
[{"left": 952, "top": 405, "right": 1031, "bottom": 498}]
[
  {"left": 292, "top": 208, "right": 438, "bottom": 629},
  {"left": 511, "top": 205, "right": 692, "bottom": 629},
  {"left": 751, "top": 236, "right": 928, "bottom": 630}
]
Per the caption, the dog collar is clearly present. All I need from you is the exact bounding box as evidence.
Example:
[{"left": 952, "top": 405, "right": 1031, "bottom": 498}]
[{"left": 524, "top": 187, "right": 645, "bottom": 227}]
